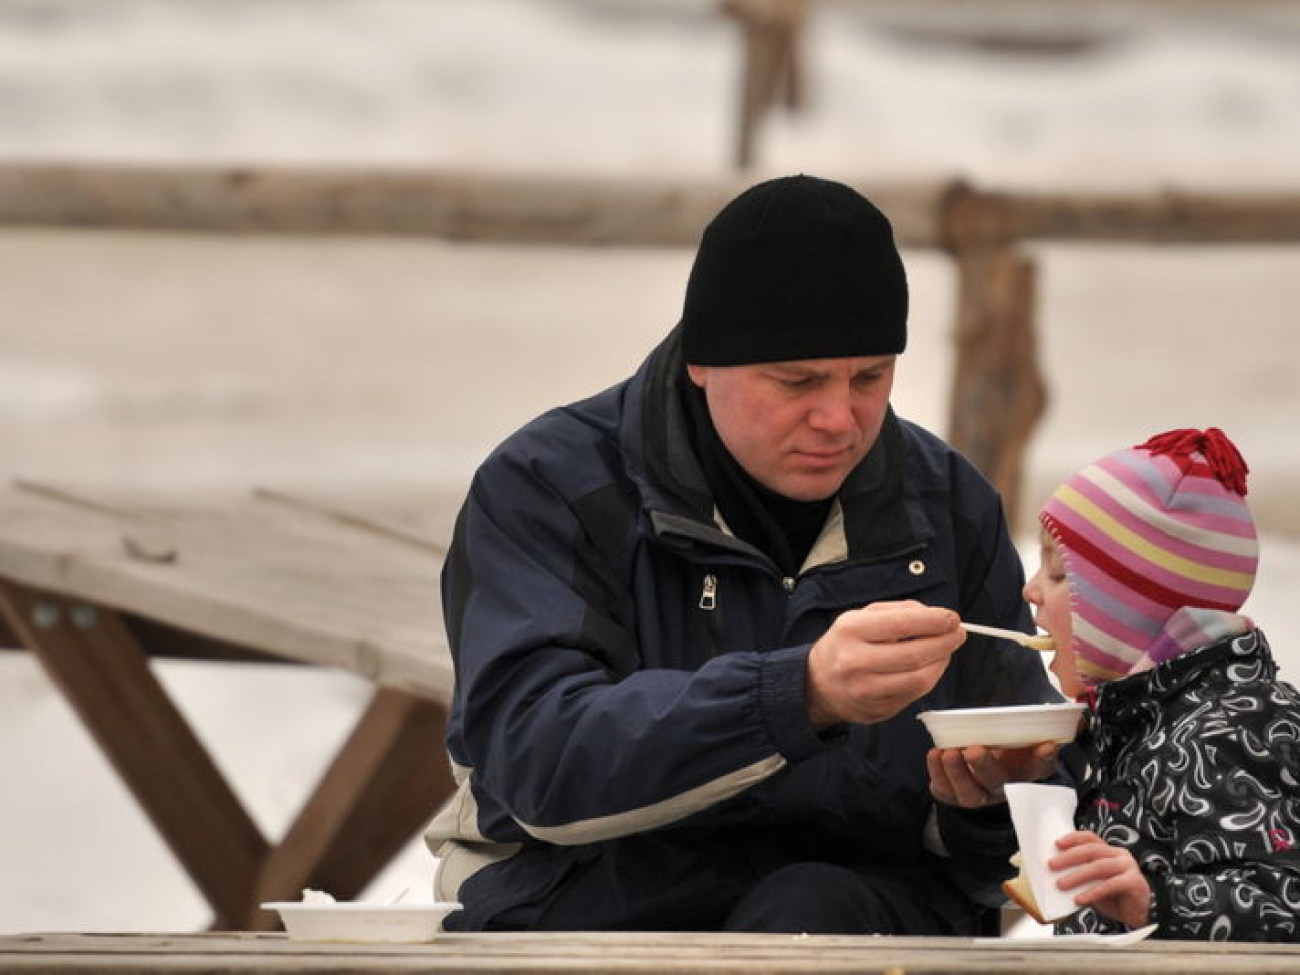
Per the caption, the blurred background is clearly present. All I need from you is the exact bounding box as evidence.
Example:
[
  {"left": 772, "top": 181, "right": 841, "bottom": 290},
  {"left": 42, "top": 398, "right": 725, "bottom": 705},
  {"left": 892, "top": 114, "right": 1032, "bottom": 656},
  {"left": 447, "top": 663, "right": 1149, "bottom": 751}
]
[{"left": 1, "top": 0, "right": 1298, "bottom": 934}]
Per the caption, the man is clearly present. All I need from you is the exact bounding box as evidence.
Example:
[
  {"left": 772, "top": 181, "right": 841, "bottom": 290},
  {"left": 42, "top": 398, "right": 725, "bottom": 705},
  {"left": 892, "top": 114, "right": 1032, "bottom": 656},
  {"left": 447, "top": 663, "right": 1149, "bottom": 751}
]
[{"left": 428, "top": 174, "right": 1062, "bottom": 934}]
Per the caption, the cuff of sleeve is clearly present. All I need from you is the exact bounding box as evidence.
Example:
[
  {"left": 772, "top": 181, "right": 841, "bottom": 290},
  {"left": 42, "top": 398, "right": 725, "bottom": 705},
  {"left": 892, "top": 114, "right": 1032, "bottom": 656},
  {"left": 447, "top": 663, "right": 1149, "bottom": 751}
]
[
  {"left": 936, "top": 798, "right": 1015, "bottom": 841},
  {"left": 758, "top": 644, "right": 839, "bottom": 761},
  {"left": 949, "top": 801, "right": 1015, "bottom": 828},
  {"left": 934, "top": 801, "right": 1016, "bottom": 866},
  {"left": 1146, "top": 875, "right": 1167, "bottom": 930}
]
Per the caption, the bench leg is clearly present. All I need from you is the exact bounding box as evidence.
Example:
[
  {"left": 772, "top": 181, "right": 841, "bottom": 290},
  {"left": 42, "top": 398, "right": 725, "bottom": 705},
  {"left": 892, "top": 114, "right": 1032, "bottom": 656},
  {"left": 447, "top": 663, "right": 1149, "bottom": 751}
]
[
  {"left": 0, "top": 580, "right": 268, "bottom": 929},
  {"left": 0, "top": 579, "right": 455, "bottom": 931},
  {"left": 247, "top": 687, "right": 453, "bottom": 929}
]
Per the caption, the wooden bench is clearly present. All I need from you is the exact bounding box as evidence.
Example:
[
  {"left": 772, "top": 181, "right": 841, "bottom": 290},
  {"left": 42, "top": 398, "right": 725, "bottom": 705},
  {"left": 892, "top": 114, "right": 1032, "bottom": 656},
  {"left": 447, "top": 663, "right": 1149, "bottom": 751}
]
[
  {"left": 3, "top": 930, "right": 1300, "bottom": 973},
  {"left": 0, "top": 481, "right": 460, "bottom": 931}
]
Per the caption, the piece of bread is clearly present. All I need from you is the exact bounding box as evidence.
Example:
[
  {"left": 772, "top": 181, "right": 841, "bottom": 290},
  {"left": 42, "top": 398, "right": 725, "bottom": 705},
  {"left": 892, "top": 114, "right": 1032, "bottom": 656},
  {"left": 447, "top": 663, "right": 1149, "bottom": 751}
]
[{"left": 1002, "top": 852, "right": 1048, "bottom": 924}]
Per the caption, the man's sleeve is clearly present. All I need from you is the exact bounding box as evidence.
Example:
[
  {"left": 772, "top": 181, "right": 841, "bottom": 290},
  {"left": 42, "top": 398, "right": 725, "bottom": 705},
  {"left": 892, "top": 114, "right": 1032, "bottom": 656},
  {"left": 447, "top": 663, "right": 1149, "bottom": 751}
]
[{"left": 441, "top": 450, "right": 831, "bottom": 847}]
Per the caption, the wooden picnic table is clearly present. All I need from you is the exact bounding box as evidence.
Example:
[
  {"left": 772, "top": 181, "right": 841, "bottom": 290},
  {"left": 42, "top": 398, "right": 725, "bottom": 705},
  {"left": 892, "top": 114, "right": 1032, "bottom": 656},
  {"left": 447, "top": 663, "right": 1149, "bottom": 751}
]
[
  {"left": 3, "top": 930, "right": 1300, "bottom": 974},
  {"left": 0, "top": 480, "right": 462, "bottom": 931}
]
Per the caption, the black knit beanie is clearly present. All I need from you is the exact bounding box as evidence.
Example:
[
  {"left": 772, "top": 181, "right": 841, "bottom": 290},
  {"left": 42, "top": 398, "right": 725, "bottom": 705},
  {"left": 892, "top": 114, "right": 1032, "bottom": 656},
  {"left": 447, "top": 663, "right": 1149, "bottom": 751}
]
[{"left": 681, "top": 174, "right": 908, "bottom": 366}]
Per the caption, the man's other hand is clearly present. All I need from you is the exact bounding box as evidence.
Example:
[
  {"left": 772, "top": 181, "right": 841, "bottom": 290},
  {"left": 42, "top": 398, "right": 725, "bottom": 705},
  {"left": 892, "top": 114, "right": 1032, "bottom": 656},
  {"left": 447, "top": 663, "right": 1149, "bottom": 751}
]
[{"left": 925, "top": 742, "right": 1060, "bottom": 809}]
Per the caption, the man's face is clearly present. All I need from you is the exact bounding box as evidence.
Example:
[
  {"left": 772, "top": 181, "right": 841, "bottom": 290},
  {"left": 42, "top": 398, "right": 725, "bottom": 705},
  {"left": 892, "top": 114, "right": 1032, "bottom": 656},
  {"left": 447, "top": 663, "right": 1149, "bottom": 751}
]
[{"left": 686, "top": 355, "right": 896, "bottom": 502}]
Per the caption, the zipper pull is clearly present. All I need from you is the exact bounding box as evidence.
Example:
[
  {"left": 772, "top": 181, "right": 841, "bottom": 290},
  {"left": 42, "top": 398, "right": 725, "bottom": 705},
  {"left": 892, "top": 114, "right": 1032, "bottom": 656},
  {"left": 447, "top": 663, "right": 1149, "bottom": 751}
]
[{"left": 699, "top": 573, "right": 717, "bottom": 611}]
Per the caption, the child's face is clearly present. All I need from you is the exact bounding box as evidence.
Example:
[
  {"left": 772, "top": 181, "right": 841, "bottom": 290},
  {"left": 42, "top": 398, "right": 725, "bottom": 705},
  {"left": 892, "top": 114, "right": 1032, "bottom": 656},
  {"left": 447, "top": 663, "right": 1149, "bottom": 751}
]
[{"left": 1023, "top": 527, "right": 1081, "bottom": 696}]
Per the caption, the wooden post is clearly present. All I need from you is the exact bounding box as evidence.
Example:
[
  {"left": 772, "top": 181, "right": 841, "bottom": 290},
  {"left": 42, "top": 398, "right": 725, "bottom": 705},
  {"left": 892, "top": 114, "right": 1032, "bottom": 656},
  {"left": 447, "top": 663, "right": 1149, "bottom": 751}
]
[
  {"left": 721, "top": 0, "right": 810, "bottom": 169},
  {"left": 941, "top": 185, "right": 1047, "bottom": 531}
]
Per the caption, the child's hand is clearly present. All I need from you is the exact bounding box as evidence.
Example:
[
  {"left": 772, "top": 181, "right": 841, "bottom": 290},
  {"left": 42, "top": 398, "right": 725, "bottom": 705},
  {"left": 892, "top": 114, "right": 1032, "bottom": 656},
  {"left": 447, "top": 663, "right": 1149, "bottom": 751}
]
[{"left": 1049, "top": 831, "right": 1152, "bottom": 928}]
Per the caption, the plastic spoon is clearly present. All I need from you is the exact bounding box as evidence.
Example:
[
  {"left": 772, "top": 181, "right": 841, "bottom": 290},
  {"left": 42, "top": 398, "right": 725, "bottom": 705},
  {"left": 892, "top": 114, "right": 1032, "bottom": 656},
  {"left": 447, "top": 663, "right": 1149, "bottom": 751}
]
[{"left": 961, "top": 622, "right": 1054, "bottom": 652}]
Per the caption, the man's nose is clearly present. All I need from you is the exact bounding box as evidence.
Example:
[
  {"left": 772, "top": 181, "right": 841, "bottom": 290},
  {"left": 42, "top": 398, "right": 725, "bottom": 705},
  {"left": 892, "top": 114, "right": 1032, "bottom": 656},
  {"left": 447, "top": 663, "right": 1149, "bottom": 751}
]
[{"left": 807, "top": 386, "right": 855, "bottom": 432}]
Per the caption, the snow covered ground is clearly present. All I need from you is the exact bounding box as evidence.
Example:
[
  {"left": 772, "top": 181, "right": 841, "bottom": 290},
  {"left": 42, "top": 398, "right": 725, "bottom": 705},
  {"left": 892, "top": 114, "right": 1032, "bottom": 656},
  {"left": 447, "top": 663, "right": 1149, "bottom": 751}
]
[{"left": 0, "top": 0, "right": 1297, "bottom": 935}]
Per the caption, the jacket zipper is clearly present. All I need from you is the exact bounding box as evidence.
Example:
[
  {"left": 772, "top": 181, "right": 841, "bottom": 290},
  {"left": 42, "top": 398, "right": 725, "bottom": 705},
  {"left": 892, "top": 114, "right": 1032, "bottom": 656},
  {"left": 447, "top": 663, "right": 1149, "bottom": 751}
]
[
  {"left": 698, "top": 572, "right": 726, "bottom": 654},
  {"left": 699, "top": 573, "right": 717, "bottom": 610}
]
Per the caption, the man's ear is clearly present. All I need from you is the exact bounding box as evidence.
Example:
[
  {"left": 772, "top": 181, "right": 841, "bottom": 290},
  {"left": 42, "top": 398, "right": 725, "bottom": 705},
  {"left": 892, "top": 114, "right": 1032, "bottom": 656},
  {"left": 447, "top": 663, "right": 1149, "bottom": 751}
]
[{"left": 685, "top": 363, "right": 708, "bottom": 389}]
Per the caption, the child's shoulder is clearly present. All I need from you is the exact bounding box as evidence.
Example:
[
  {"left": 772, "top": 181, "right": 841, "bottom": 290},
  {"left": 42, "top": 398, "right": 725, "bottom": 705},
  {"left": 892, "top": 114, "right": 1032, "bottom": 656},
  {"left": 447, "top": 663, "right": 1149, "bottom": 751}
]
[{"left": 1168, "top": 677, "right": 1300, "bottom": 762}]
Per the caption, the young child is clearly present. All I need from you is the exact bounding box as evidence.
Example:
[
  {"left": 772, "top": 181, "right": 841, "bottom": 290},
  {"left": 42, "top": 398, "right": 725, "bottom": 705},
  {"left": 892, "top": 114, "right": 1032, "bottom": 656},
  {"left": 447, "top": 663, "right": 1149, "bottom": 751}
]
[{"left": 1023, "top": 427, "right": 1300, "bottom": 941}]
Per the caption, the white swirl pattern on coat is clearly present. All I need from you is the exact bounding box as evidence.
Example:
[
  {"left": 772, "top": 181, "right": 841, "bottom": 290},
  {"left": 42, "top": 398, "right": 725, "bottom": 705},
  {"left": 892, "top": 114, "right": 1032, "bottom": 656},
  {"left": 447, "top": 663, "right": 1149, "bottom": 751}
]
[{"left": 1058, "top": 629, "right": 1300, "bottom": 941}]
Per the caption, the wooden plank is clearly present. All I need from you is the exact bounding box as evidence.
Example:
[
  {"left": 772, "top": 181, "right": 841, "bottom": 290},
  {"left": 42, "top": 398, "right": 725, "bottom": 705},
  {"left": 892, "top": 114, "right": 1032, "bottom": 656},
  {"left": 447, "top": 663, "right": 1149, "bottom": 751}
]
[
  {"left": 122, "top": 616, "right": 287, "bottom": 665},
  {"left": 1008, "top": 190, "right": 1300, "bottom": 243},
  {"left": 249, "top": 689, "right": 454, "bottom": 929},
  {"left": 0, "top": 485, "right": 453, "bottom": 701},
  {"left": 4, "top": 931, "right": 1300, "bottom": 974},
  {"left": 3, "top": 164, "right": 1297, "bottom": 249},
  {"left": 0, "top": 581, "right": 269, "bottom": 930},
  {"left": 0, "top": 164, "right": 955, "bottom": 249},
  {"left": 251, "top": 487, "right": 448, "bottom": 557},
  {"left": 941, "top": 183, "right": 1300, "bottom": 247},
  {"left": 12, "top": 478, "right": 145, "bottom": 518}
]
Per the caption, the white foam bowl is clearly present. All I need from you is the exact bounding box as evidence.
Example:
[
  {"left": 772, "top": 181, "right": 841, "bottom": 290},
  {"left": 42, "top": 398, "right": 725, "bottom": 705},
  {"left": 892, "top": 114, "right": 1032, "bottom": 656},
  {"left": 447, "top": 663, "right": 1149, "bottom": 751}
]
[
  {"left": 917, "top": 702, "right": 1086, "bottom": 749},
  {"left": 261, "top": 901, "right": 461, "bottom": 943}
]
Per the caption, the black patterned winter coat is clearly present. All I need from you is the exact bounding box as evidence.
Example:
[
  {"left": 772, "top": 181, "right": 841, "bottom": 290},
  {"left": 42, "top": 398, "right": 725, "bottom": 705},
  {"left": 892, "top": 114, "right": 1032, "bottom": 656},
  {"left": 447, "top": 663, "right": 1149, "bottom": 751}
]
[{"left": 1059, "top": 628, "right": 1300, "bottom": 941}]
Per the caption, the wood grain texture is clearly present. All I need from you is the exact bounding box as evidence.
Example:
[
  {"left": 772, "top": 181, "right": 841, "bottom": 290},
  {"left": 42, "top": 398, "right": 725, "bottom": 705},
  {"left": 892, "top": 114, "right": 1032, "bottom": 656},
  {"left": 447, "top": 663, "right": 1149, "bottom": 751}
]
[
  {"left": 3, "top": 931, "right": 1300, "bottom": 974},
  {"left": 0, "top": 483, "right": 454, "bottom": 701}
]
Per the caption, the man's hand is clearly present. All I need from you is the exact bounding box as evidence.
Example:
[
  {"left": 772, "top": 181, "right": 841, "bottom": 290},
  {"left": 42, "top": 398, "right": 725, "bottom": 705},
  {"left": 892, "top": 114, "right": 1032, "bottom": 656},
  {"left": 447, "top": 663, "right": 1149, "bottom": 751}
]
[
  {"left": 806, "top": 601, "right": 963, "bottom": 727},
  {"left": 926, "top": 742, "right": 1059, "bottom": 809},
  {"left": 1050, "top": 831, "right": 1152, "bottom": 929}
]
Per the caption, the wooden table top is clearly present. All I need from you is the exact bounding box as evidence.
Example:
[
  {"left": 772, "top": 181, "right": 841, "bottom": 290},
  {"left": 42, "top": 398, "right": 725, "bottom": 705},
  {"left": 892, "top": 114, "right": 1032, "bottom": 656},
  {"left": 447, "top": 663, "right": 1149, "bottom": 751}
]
[
  {"left": 3, "top": 931, "right": 1300, "bottom": 975},
  {"left": 0, "top": 481, "right": 462, "bottom": 929},
  {"left": 0, "top": 480, "right": 458, "bottom": 701}
]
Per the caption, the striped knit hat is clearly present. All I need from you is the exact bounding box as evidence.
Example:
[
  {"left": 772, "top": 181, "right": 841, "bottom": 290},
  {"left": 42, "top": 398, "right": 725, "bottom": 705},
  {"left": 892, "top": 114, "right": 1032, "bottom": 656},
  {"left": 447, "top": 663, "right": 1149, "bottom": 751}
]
[{"left": 1040, "top": 428, "right": 1258, "bottom": 686}]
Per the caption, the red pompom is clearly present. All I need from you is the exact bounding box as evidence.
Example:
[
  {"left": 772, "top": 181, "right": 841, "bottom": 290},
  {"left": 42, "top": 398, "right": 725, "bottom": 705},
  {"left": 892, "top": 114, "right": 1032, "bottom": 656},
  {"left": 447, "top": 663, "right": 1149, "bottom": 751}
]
[{"left": 1137, "top": 427, "right": 1249, "bottom": 496}]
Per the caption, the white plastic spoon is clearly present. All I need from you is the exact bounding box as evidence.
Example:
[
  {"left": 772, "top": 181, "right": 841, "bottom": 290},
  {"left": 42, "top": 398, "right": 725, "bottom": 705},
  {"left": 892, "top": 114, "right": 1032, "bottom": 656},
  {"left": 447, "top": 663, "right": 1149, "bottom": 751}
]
[{"left": 961, "top": 622, "right": 1055, "bottom": 652}]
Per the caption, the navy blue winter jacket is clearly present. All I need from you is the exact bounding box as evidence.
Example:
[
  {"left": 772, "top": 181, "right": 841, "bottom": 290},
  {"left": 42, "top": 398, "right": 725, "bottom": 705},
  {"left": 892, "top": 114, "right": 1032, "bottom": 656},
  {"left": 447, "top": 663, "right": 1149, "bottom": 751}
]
[{"left": 428, "top": 329, "right": 1061, "bottom": 930}]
